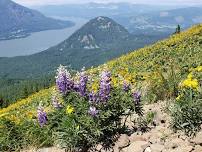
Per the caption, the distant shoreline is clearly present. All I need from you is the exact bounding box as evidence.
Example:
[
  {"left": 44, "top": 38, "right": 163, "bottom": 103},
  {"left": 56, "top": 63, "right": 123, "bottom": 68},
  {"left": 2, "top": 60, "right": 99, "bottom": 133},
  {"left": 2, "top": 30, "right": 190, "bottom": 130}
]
[{"left": 0, "top": 22, "right": 75, "bottom": 41}]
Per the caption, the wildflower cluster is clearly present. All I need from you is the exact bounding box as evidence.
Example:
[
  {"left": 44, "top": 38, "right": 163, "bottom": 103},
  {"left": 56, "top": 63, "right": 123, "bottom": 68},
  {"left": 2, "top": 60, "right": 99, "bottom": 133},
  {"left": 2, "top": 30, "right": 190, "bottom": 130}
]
[
  {"left": 176, "top": 66, "right": 202, "bottom": 101},
  {"left": 56, "top": 65, "right": 74, "bottom": 94},
  {"left": 99, "top": 70, "right": 111, "bottom": 102},
  {"left": 78, "top": 68, "right": 88, "bottom": 97},
  {"left": 171, "top": 66, "right": 202, "bottom": 135},
  {"left": 37, "top": 106, "right": 48, "bottom": 127},
  {"left": 181, "top": 73, "right": 199, "bottom": 90}
]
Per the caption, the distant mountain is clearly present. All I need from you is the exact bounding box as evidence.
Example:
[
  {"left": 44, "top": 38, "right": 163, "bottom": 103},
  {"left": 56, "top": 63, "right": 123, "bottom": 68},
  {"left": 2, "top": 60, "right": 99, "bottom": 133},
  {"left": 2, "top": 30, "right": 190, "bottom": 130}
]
[
  {"left": 113, "top": 7, "right": 202, "bottom": 34},
  {"left": 60, "top": 16, "right": 130, "bottom": 49},
  {"left": 35, "top": 3, "right": 202, "bottom": 35},
  {"left": 35, "top": 3, "right": 181, "bottom": 19},
  {"left": 0, "top": 16, "right": 166, "bottom": 79},
  {"left": 0, "top": 0, "right": 74, "bottom": 40}
]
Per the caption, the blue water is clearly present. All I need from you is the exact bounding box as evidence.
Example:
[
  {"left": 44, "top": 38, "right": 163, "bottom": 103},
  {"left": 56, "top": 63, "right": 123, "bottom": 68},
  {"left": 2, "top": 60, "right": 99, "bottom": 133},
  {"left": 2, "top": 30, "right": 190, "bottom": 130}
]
[{"left": 0, "top": 17, "right": 87, "bottom": 57}]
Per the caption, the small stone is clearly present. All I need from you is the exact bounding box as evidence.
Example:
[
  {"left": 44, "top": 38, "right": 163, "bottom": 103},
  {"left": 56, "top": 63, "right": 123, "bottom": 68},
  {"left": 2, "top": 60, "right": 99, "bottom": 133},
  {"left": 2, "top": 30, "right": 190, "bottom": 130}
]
[
  {"left": 192, "top": 145, "right": 202, "bottom": 152},
  {"left": 96, "top": 144, "right": 103, "bottom": 151},
  {"left": 123, "top": 141, "right": 150, "bottom": 152},
  {"left": 116, "top": 134, "right": 130, "bottom": 148},
  {"left": 37, "top": 147, "right": 65, "bottom": 152},
  {"left": 191, "top": 131, "right": 202, "bottom": 145},
  {"left": 129, "top": 134, "right": 146, "bottom": 142},
  {"left": 144, "top": 147, "right": 152, "bottom": 152},
  {"left": 164, "top": 138, "right": 184, "bottom": 149},
  {"left": 167, "top": 145, "right": 193, "bottom": 152},
  {"left": 150, "top": 143, "right": 164, "bottom": 152}
]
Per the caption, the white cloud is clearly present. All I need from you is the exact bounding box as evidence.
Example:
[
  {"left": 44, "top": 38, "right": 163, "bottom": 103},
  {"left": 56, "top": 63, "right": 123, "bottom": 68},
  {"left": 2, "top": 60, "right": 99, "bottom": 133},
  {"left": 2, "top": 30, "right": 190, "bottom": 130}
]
[{"left": 13, "top": 0, "right": 202, "bottom": 6}]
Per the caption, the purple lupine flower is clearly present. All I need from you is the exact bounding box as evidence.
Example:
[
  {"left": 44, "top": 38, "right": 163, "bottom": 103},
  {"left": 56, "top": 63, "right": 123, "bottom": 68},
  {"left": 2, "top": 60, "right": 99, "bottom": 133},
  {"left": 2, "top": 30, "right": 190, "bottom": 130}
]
[
  {"left": 89, "top": 92, "right": 98, "bottom": 104},
  {"left": 88, "top": 106, "right": 99, "bottom": 117},
  {"left": 133, "top": 91, "right": 141, "bottom": 105},
  {"left": 73, "top": 83, "right": 79, "bottom": 92},
  {"left": 99, "top": 70, "right": 111, "bottom": 102},
  {"left": 78, "top": 68, "right": 88, "bottom": 97},
  {"left": 52, "top": 95, "right": 63, "bottom": 109},
  {"left": 123, "top": 81, "right": 130, "bottom": 92},
  {"left": 37, "top": 106, "right": 48, "bottom": 127},
  {"left": 56, "top": 65, "right": 74, "bottom": 94}
]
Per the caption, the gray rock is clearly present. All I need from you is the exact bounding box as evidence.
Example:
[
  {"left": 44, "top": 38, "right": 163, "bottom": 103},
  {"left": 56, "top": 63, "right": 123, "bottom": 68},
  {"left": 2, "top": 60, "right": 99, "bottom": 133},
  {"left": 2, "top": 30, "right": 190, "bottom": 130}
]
[
  {"left": 150, "top": 143, "right": 165, "bottom": 152},
  {"left": 122, "top": 141, "right": 150, "bottom": 152},
  {"left": 129, "top": 134, "right": 147, "bottom": 142},
  {"left": 191, "top": 131, "right": 202, "bottom": 145},
  {"left": 192, "top": 145, "right": 202, "bottom": 152},
  {"left": 144, "top": 147, "right": 152, "bottom": 152},
  {"left": 166, "top": 145, "right": 193, "bottom": 152},
  {"left": 37, "top": 147, "right": 65, "bottom": 152},
  {"left": 114, "top": 134, "right": 130, "bottom": 152}
]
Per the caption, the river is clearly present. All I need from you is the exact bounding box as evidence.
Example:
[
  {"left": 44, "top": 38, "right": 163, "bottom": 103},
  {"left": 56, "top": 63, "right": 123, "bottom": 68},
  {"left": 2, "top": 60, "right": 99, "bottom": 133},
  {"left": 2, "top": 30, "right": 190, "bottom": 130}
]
[{"left": 0, "top": 17, "right": 87, "bottom": 57}]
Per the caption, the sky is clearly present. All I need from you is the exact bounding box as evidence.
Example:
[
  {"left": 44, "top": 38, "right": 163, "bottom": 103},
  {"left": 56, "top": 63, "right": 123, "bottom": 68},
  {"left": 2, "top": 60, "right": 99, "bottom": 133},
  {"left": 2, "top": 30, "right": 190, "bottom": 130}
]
[{"left": 13, "top": 0, "right": 202, "bottom": 6}]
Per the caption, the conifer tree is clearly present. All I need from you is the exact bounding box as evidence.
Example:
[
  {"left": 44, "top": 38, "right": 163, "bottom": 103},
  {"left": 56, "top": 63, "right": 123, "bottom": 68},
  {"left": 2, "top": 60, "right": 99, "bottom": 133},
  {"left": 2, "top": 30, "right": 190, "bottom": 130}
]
[{"left": 175, "top": 24, "right": 181, "bottom": 34}]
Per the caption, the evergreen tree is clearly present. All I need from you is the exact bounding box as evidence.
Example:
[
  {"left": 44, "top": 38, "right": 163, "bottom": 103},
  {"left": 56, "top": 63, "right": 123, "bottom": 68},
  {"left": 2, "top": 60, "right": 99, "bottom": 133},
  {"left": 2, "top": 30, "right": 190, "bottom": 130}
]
[{"left": 175, "top": 24, "right": 181, "bottom": 34}]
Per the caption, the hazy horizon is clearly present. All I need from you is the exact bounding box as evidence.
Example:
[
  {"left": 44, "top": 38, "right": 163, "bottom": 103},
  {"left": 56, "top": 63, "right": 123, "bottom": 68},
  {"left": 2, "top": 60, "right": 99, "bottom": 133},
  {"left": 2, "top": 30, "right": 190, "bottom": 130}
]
[{"left": 13, "top": 0, "right": 202, "bottom": 6}]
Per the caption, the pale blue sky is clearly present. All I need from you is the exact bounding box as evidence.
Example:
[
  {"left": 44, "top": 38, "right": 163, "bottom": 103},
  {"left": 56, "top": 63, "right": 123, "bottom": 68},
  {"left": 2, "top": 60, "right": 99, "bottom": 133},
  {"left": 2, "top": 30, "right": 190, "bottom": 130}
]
[{"left": 13, "top": 0, "right": 202, "bottom": 6}]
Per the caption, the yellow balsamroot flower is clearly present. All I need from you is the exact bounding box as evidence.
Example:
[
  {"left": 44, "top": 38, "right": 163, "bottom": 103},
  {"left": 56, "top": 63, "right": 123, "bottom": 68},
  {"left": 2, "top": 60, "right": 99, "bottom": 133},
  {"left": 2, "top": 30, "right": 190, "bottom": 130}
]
[
  {"left": 66, "top": 105, "right": 74, "bottom": 114},
  {"left": 176, "top": 94, "right": 183, "bottom": 101},
  {"left": 7, "top": 115, "right": 21, "bottom": 124},
  {"left": 26, "top": 111, "right": 34, "bottom": 119},
  {"left": 187, "top": 73, "right": 193, "bottom": 79},
  {"left": 0, "top": 113, "right": 8, "bottom": 118},
  {"left": 181, "top": 78, "right": 199, "bottom": 90},
  {"left": 91, "top": 82, "right": 99, "bottom": 93},
  {"left": 111, "top": 77, "right": 119, "bottom": 87},
  {"left": 195, "top": 66, "right": 202, "bottom": 72}
]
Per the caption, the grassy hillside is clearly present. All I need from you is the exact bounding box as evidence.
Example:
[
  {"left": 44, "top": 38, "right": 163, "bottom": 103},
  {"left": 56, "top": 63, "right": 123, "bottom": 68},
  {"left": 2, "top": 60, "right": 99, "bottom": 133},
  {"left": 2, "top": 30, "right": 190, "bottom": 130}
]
[
  {"left": 0, "top": 23, "right": 201, "bottom": 118},
  {"left": 0, "top": 24, "right": 201, "bottom": 151}
]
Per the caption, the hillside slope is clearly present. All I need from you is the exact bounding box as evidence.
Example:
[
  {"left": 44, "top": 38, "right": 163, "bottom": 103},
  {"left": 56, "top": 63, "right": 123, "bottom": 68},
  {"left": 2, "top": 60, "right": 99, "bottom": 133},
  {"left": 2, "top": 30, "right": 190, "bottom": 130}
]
[
  {"left": 0, "top": 0, "right": 74, "bottom": 40},
  {"left": 0, "top": 23, "right": 201, "bottom": 117}
]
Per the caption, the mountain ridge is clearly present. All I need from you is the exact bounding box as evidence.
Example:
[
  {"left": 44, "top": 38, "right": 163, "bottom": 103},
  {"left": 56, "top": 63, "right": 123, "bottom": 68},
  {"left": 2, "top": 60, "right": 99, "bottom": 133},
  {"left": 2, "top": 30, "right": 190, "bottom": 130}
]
[{"left": 0, "top": 0, "right": 74, "bottom": 40}]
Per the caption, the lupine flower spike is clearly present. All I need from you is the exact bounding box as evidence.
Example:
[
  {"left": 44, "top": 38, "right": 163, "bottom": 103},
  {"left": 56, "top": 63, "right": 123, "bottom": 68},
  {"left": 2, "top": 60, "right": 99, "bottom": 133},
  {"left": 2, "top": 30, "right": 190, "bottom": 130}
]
[
  {"left": 37, "top": 106, "right": 48, "bottom": 127},
  {"left": 56, "top": 65, "right": 74, "bottom": 94},
  {"left": 133, "top": 91, "right": 143, "bottom": 115},
  {"left": 133, "top": 91, "right": 141, "bottom": 105},
  {"left": 99, "top": 70, "right": 111, "bottom": 102},
  {"left": 89, "top": 92, "right": 98, "bottom": 104},
  {"left": 123, "top": 81, "right": 130, "bottom": 92},
  {"left": 52, "top": 95, "right": 63, "bottom": 109},
  {"left": 78, "top": 67, "right": 88, "bottom": 97},
  {"left": 88, "top": 106, "right": 99, "bottom": 117}
]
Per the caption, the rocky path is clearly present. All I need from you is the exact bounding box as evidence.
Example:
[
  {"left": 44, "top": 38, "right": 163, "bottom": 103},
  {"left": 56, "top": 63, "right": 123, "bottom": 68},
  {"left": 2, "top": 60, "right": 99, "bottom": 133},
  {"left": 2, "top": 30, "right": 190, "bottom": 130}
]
[{"left": 22, "top": 101, "right": 202, "bottom": 152}]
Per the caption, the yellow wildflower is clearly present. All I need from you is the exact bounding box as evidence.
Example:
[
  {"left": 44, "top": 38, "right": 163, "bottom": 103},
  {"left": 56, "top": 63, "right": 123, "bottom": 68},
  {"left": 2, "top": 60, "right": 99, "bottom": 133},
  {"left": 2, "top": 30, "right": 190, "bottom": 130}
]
[
  {"left": 187, "top": 73, "right": 193, "bottom": 79},
  {"left": 111, "top": 77, "right": 119, "bottom": 87},
  {"left": 176, "top": 94, "right": 183, "bottom": 101},
  {"left": 195, "top": 66, "right": 202, "bottom": 72},
  {"left": 66, "top": 105, "right": 74, "bottom": 114},
  {"left": 26, "top": 111, "right": 34, "bottom": 119},
  {"left": 91, "top": 82, "right": 99, "bottom": 93},
  {"left": 76, "top": 125, "right": 80, "bottom": 130},
  {"left": 8, "top": 115, "right": 21, "bottom": 124},
  {"left": 181, "top": 78, "right": 199, "bottom": 90}
]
